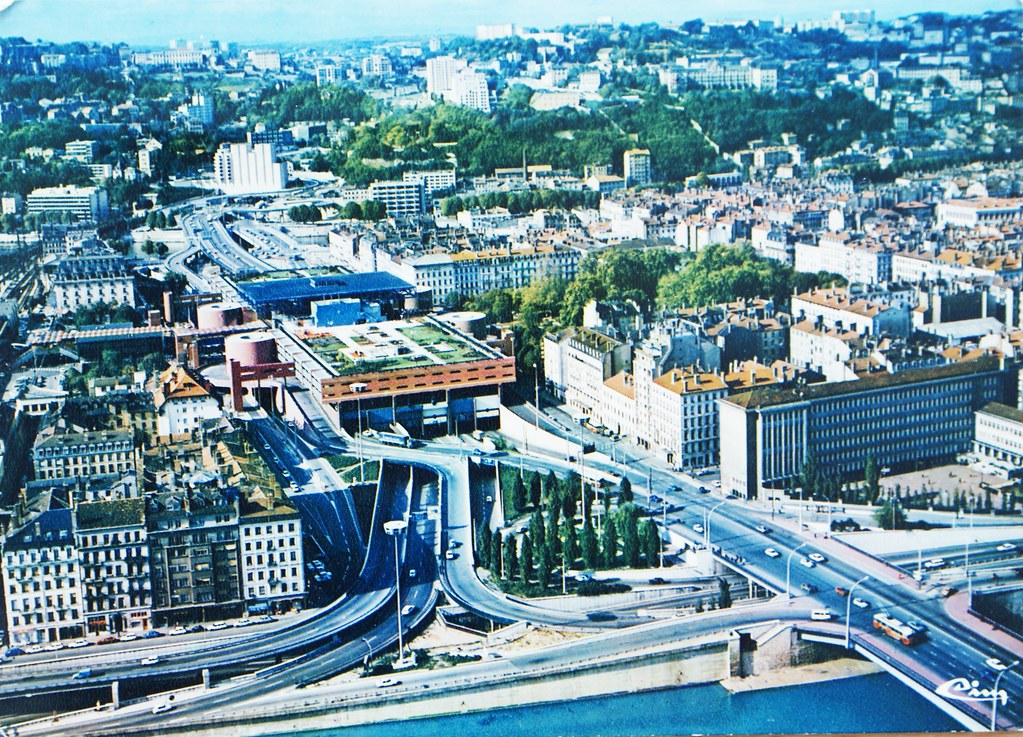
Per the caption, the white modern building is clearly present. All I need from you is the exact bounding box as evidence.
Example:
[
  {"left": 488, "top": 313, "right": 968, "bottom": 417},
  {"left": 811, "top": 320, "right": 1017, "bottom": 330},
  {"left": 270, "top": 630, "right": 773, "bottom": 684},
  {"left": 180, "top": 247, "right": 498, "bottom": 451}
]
[
  {"left": 446, "top": 70, "right": 491, "bottom": 113},
  {"left": 425, "top": 55, "right": 467, "bottom": 96},
  {"left": 27, "top": 185, "right": 109, "bottom": 221},
  {"left": 213, "top": 141, "right": 289, "bottom": 195}
]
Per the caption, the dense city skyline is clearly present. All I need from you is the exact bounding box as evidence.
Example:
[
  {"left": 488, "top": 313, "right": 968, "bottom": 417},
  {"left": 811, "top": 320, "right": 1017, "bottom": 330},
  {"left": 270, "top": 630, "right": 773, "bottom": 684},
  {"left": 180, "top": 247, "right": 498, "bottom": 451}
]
[{"left": 0, "top": 0, "right": 1018, "bottom": 44}]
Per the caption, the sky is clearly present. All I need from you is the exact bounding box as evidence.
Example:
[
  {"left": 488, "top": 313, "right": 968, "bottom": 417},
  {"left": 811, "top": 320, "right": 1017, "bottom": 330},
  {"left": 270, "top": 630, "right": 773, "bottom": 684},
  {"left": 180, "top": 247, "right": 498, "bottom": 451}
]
[{"left": 0, "top": 0, "right": 1017, "bottom": 45}]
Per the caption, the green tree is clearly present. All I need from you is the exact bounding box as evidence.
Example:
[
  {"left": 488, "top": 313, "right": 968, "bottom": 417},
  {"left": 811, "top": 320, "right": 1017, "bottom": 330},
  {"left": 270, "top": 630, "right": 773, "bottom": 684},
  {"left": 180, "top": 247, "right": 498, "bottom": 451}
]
[
  {"left": 621, "top": 512, "right": 641, "bottom": 568},
  {"left": 362, "top": 199, "right": 387, "bottom": 221},
  {"left": 529, "top": 472, "right": 542, "bottom": 509},
  {"left": 476, "top": 520, "right": 491, "bottom": 569},
  {"left": 580, "top": 518, "right": 598, "bottom": 570},
  {"left": 561, "top": 519, "right": 577, "bottom": 566},
  {"left": 874, "top": 498, "right": 907, "bottom": 530},
  {"left": 600, "top": 516, "right": 618, "bottom": 568},
  {"left": 864, "top": 454, "right": 881, "bottom": 503},
  {"left": 562, "top": 484, "right": 577, "bottom": 520},
  {"left": 641, "top": 519, "right": 660, "bottom": 567},
  {"left": 520, "top": 533, "right": 534, "bottom": 583},
  {"left": 544, "top": 470, "right": 560, "bottom": 504},
  {"left": 503, "top": 535, "right": 518, "bottom": 580},
  {"left": 537, "top": 542, "right": 552, "bottom": 587},
  {"left": 490, "top": 530, "right": 503, "bottom": 577},
  {"left": 530, "top": 509, "right": 546, "bottom": 551},
  {"left": 511, "top": 473, "right": 526, "bottom": 515},
  {"left": 619, "top": 475, "right": 633, "bottom": 504}
]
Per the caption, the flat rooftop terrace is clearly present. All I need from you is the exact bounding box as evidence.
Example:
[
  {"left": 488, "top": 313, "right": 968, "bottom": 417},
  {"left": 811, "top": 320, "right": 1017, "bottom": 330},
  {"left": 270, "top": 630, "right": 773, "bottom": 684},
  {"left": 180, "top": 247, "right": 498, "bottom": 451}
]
[{"left": 294, "top": 318, "right": 495, "bottom": 377}]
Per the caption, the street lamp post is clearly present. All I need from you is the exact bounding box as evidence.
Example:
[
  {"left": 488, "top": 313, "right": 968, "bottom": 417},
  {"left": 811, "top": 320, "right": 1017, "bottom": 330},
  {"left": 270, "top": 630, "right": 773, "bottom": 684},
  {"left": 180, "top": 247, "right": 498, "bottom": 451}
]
[
  {"left": 785, "top": 542, "right": 809, "bottom": 600},
  {"left": 352, "top": 383, "right": 367, "bottom": 484},
  {"left": 991, "top": 660, "right": 1020, "bottom": 731},
  {"left": 383, "top": 519, "right": 408, "bottom": 666},
  {"left": 705, "top": 500, "right": 728, "bottom": 551},
  {"left": 532, "top": 363, "right": 540, "bottom": 430},
  {"left": 844, "top": 575, "right": 870, "bottom": 649},
  {"left": 361, "top": 636, "right": 374, "bottom": 672}
]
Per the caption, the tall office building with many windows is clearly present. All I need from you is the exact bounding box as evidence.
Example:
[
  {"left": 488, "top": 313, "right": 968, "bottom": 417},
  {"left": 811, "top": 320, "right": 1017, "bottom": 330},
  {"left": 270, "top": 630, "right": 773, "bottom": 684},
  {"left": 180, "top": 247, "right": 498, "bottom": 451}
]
[{"left": 719, "top": 355, "right": 1013, "bottom": 499}]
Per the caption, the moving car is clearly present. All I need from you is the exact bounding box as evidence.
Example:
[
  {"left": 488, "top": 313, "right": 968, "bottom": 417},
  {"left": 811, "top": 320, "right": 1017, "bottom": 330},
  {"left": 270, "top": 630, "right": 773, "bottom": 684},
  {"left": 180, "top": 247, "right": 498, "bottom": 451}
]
[
  {"left": 986, "top": 657, "right": 1008, "bottom": 671},
  {"left": 764, "top": 548, "right": 781, "bottom": 558},
  {"left": 807, "top": 553, "right": 827, "bottom": 563},
  {"left": 852, "top": 597, "right": 870, "bottom": 609},
  {"left": 997, "top": 543, "right": 1017, "bottom": 552},
  {"left": 799, "top": 557, "right": 816, "bottom": 568},
  {"left": 72, "top": 669, "right": 94, "bottom": 680},
  {"left": 401, "top": 604, "right": 417, "bottom": 616},
  {"left": 378, "top": 677, "right": 401, "bottom": 688},
  {"left": 755, "top": 525, "right": 771, "bottom": 534},
  {"left": 152, "top": 702, "right": 174, "bottom": 714},
  {"left": 810, "top": 610, "right": 833, "bottom": 621},
  {"left": 140, "top": 656, "right": 161, "bottom": 666},
  {"left": 692, "top": 523, "right": 705, "bottom": 533},
  {"left": 800, "top": 583, "right": 818, "bottom": 594}
]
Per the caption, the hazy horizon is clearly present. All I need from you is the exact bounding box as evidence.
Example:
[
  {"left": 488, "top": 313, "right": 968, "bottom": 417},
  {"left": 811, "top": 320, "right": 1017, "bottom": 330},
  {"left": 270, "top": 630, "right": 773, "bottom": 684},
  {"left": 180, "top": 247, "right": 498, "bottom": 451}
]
[{"left": 0, "top": 0, "right": 1018, "bottom": 46}]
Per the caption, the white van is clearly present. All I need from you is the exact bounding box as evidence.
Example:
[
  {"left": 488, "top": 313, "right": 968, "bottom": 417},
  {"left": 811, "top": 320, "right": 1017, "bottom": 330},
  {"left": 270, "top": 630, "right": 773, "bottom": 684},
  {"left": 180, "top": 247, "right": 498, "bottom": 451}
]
[{"left": 810, "top": 610, "right": 833, "bottom": 621}]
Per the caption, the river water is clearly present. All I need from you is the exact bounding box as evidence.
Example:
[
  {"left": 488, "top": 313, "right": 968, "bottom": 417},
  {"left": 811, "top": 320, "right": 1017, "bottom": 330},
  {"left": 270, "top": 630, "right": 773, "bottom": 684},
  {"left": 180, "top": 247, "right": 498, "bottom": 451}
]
[{"left": 264, "top": 673, "right": 959, "bottom": 737}]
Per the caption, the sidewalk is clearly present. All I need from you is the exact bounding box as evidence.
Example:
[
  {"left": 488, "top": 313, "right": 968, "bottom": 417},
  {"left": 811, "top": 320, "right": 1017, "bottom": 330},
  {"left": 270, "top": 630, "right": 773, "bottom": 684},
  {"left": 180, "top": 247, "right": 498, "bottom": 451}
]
[{"left": 945, "top": 589, "right": 1023, "bottom": 653}]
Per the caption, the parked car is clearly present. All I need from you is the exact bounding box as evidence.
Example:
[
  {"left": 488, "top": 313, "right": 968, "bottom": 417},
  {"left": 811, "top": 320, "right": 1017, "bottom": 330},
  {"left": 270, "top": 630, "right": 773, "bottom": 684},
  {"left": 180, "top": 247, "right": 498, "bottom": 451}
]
[
  {"left": 96, "top": 636, "right": 119, "bottom": 645},
  {"left": 186, "top": 624, "right": 206, "bottom": 633},
  {"left": 4, "top": 647, "right": 24, "bottom": 657},
  {"left": 169, "top": 626, "right": 188, "bottom": 636},
  {"left": 141, "top": 630, "right": 164, "bottom": 639},
  {"left": 208, "top": 622, "right": 231, "bottom": 631}
]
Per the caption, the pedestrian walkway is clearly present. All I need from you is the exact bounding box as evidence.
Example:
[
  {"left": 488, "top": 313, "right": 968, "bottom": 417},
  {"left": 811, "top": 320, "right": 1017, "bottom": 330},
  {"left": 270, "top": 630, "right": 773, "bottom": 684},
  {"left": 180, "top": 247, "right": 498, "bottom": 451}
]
[{"left": 945, "top": 589, "right": 1023, "bottom": 653}]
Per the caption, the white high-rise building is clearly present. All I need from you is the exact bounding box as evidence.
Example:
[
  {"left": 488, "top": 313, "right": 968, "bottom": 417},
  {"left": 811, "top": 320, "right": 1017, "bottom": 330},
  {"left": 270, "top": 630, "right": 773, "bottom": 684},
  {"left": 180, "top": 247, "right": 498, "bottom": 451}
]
[
  {"left": 624, "top": 149, "right": 652, "bottom": 186},
  {"left": 446, "top": 70, "right": 491, "bottom": 113},
  {"left": 426, "top": 55, "right": 467, "bottom": 96},
  {"left": 213, "top": 142, "right": 289, "bottom": 195}
]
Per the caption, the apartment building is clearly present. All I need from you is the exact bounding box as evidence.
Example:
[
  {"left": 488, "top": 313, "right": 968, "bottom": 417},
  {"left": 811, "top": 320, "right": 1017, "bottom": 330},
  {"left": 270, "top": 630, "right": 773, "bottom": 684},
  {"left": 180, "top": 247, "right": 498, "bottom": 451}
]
[
  {"left": 623, "top": 149, "right": 652, "bottom": 187},
  {"left": 151, "top": 365, "right": 222, "bottom": 438},
  {"left": 33, "top": 429, "right": 138, "bottom": 482},
  {"left": 791, "top": 287, "right": 911, "bottom": 339},
  {"left": 2, "top": 510, "right": 83, "bottom": 645},
  {"left": 146, "top": 490, "right": 242, "bottom": 616},
  {"left": 75, "top": 498, "right": 152, "bottom": 634},
  {"left": 794, "top": 232, "right": 893, "bottom": 284},
  {"left": 239, "top": 493, "right": 305, "bottom": 608},
  {"left": 543, "top": 327, "right": 631, "bottom": 414},
  {"left": 936, "top": 197, "right": 1023, "bottom": 228},
  {"left": 51, "top": 251, "right": 136, "bottom": 313}
]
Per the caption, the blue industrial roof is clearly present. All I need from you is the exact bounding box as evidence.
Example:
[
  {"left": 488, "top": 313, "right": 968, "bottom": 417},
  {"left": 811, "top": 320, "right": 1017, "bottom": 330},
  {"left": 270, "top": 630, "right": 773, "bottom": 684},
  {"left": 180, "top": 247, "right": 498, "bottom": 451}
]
[{"left": 237, "top": 272, "right": 414, "bottom": 306}]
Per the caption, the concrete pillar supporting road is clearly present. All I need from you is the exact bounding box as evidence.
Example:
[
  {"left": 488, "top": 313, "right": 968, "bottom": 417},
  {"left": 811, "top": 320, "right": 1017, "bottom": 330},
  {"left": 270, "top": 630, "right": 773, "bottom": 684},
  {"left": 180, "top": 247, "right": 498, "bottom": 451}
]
[
  {"left": 202, "top": 668, "right": 211, "bottom": 689},
  {"left": 111, "top": 681, "right": 120, "bottom": 710}
]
